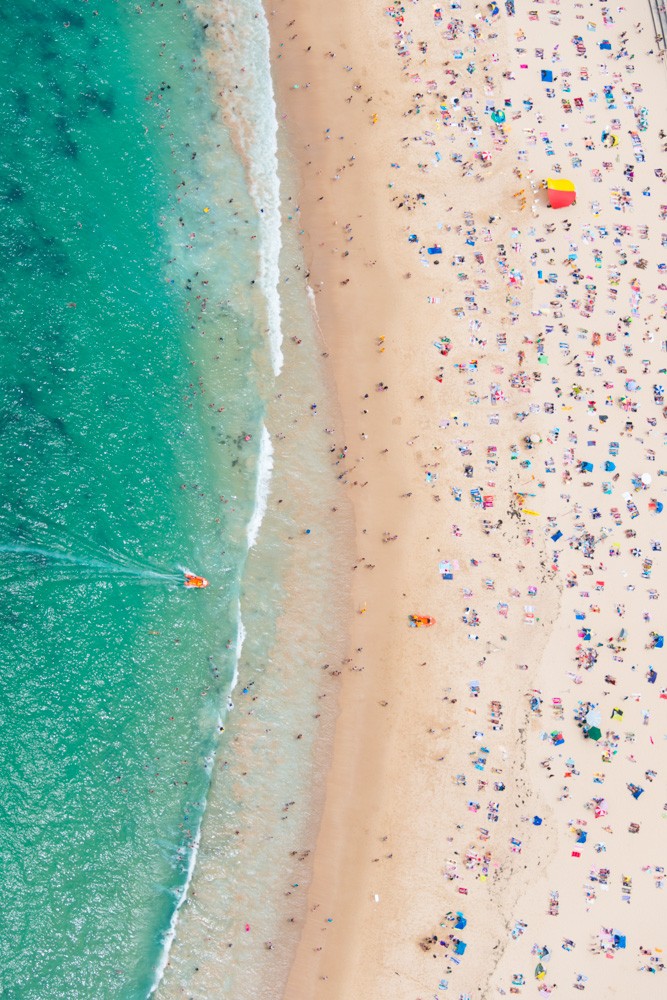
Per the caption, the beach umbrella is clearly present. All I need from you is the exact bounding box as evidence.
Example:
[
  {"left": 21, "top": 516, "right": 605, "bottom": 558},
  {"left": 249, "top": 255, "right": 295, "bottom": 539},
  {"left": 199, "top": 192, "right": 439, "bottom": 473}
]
[
  {"left": 491, "top": 108, "right": 506, "bottom": 124},
  {"left": 585, "top": 708, "right": 601, "bottom": 727},
  {"left": 641, "top": 473, "right": 652, "bottom": 486},
  {"left": 547, "top": 178, "right": 576, "bottom": 209},
  {"left": 586, "top": 726, "right": 602, "bottom": 741},
  {"left": 649, "top": 499, "right": 664, "bottom": 514}
]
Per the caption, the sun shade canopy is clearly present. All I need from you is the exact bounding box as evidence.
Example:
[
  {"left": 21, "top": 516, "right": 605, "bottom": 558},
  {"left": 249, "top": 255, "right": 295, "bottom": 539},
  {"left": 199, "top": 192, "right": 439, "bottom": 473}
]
[{"left": 547, "top": 178, "right": 576, "bottom": 209}]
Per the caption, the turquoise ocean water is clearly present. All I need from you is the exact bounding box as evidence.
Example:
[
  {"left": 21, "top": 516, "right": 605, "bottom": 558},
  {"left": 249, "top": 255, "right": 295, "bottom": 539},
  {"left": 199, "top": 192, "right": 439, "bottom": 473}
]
[{"left": 0, "top": 3, "right": 268, "bottom": 996}]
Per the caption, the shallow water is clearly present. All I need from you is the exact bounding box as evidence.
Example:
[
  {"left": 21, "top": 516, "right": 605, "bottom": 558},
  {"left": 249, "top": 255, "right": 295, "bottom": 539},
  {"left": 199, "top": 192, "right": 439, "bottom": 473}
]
[
  {"left": 157, "top": 205, "right": 354, "bottom": 1000},
  {"left": 155, "top": 5, "right": 355, "bottom": 993}
]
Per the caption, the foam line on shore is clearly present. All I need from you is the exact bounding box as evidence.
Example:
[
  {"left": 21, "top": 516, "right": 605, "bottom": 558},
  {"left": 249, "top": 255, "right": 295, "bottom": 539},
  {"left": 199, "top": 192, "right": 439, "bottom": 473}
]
[
  {"left": 247, "top": 423, "right": 274, "bottom": 549},
  {"left": 148, "top": 822, "right": 203, "bottom": 997},
  {"left": 149, "top": 600, "right": 246, "bottom": 995},
  {"left": 231, "top": 607, "right": 246, "bottom": 694},
  {"left": 250, "top": 0, "right": 284, "bottom": 377}
]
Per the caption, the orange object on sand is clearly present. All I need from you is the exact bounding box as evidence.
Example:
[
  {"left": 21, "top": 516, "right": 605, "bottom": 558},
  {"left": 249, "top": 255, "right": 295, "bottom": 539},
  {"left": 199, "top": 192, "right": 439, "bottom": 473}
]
[{"left": 409, "top": 615, "right": 436, "bottom": 627}]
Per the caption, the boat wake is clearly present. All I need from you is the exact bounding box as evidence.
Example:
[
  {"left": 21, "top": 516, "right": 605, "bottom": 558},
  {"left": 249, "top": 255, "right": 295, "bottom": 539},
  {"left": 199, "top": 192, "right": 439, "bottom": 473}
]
[
  {"left": 0, "top": 549, "right": 184, "bottom": 589},
  {"left": 0, "top": 515, "right": 195, "bottom": 589}
]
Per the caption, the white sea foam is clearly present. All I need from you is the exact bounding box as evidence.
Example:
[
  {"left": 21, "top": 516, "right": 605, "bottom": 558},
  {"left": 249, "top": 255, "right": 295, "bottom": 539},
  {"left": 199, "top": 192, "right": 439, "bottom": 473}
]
[
  {"left": 249, "top": 6, "right": 284, "bottom": 377},
  {"left": 202, "top": 0, "right": 284, "bottom": 376},
  {"left": 231, "top": 608, "right": 246, "bottom": 694},
  {"left": 149, "top": 602, "right": 246, "bottom": 995},
  {"left": 306, "top": 284, "right": 325, "bottom": 344},
  {"left": 247, "top": 423, "right": 274, "bottom": 549},
  {"left": 148, "top": 823, "right": 203, "bottom": 996}
]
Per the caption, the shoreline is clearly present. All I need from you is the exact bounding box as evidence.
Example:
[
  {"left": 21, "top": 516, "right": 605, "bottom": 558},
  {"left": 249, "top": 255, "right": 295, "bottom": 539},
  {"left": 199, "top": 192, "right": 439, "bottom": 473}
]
[{"left": 155, "top": 1, "right": 358, "bottom": 988}]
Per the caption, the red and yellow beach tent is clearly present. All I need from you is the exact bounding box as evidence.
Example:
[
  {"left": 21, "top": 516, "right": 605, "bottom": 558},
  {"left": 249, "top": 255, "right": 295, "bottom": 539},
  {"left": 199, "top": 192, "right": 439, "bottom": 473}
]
[{"left": 547, "top": 178, "right": 576, "bottom": 209}]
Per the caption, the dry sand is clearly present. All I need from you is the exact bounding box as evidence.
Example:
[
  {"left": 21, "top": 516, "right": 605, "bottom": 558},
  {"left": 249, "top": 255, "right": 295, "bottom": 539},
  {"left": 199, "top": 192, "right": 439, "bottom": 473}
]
[{"left": 262, "top": 0, "right": 667, "bottom": 996}]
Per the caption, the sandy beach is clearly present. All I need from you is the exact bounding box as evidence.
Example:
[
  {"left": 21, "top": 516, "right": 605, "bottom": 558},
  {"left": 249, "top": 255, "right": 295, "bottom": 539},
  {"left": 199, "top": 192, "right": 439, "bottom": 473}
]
[{"left": 262, "top": 0, "right": 667, "bottom": 996}]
